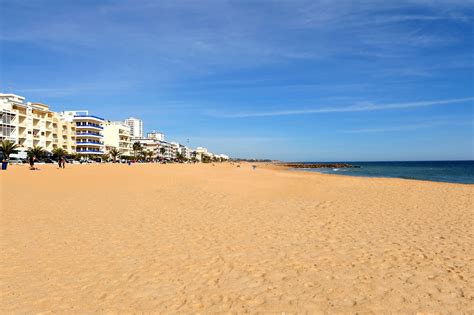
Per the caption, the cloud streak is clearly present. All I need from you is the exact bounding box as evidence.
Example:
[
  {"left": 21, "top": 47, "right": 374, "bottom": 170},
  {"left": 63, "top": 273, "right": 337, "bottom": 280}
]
[
  {"left": 212, "top": 97, "right": 474, "bottom": 118},
  {"left": 340, "top": 119, "right": 473, "bottom": 133}
]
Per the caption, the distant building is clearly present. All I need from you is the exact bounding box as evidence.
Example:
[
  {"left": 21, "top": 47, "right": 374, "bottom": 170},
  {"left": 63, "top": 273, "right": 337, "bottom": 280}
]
[
  {"left": 194, "top": 147, "right": 209, "bottom": 161},
  {"left": 158, "top": 140, "right": 173, "bottom": 160},
  {"left": 103, "top": 121, "right": 132, "bottom": 157},
  {"left": 216, "top": 154, "right": 230, "bottom": 160},
  {"left": 169, "top": 142, "right": 180, "bottom": 160},
  {"left": 178, "top": 144, "right": 192, "bottom": 159},
  {"left": 133, "top": 137, "right": 160, "bottom": 158},
  {"left": 147, "top": 130, "right": 165, "bottom": 141},
  {"left": 124, "top": 117, "right": 143, "bottom": 138},
  {"left": 1, "top": 92, "right": 230, "bottom": 161}
]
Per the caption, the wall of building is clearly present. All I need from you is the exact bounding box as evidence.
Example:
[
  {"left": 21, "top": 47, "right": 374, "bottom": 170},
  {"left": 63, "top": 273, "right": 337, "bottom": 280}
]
[
  {"left": 103, "top": 121, "right": 132, "bottom": 156},
  {"left": 0, "top": 94, "right": 77, "bottom": 154}
]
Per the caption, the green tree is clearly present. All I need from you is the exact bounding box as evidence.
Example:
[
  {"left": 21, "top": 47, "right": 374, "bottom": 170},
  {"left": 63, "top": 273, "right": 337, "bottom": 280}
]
[
  {"left": 159, "top": 147, "right": 166, "bottom": 158},
  {"left": 176, "top": 152, "right": 186, "bottom": 163},
  {"left": 71, "top": 153, "right": 81, "bottom": 161},
  {"left": 202, "top": 154, "right": 211, "bottom": 163},
  {"left": 52, "top": 147, "right": 67, "bottom": 160},
  {"left": 27, "top": 146, "right": 44, "bottom": 159},
  {"left": 109, "top": 148, "right": 121, "bottom": 163},
  {"left": 132, "top": 142, "right": 142, "bottom": 160},
  {"left": 0, "top": 140, "right": 19, "bottom": 162},
  {"left": 145, "top": 150, "right": 154, "bottom": 161}
]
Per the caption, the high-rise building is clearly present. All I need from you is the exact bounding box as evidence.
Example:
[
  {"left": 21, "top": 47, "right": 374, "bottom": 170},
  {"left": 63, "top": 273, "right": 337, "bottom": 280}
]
[
  {"left": 124, "top": 117, "right": 143, "bottom": 138},
  {"left": 103, "top": 121, "right": 132, "bottom": 157},
  {"left": 61, "top": 111, "right": 105, "bottom": 156}
]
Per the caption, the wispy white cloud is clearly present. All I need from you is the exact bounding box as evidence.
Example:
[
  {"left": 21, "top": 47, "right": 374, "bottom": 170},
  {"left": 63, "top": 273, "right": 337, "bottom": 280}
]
[
  {"left": 340, "top": 119, "right": 473, "bottom": 133},
  {"left": 10, "top": 79, "right": 137, "bottom": 98},
  {"left": 211, "top": 97, "right": 474, "bottom": 118}
]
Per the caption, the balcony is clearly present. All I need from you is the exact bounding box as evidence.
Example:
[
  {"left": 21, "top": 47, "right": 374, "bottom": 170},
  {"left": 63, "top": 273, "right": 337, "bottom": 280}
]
[
  {"left": 76, "top": 149, "right": 104, "bottom": 154},
  {"left": 76, "top": 132, "right": 102, "bottom": 138},
  {"left": 76, "top": 124, "right": 103, "bottom": 131},
  {"left": 76, "top": 141, "right": 104, "bottom": 146},
  {"left": 74, "top": 115, "right": 104, "bottom": 123}
]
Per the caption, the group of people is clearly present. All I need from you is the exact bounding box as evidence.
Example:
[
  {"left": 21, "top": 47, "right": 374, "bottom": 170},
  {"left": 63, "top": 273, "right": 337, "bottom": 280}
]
[{"left": 28, "top": 156, "right": 66, "bottom": 170}]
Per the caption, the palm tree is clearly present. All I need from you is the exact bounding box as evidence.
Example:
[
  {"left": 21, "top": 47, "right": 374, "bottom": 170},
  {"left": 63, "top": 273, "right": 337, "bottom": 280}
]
[
  {"left": 52, "top": 147, "right": 67, "bottom": 160},
  {"left": 109, "top": 148, "right": 121, "bottom": 163},
  {"left": 132, "top": 142, "right": 142, "bottom": 160},
  {"left": 202, "top": 154, "right": 211, "bottom": 163},
  {"left": 176, "top": 152, "right": 186, "bottom": 163},
  {"left": 0, "top": 140, "right": 19, "bottom": 162},
  {"left": 145, "top": 150, "right": 154, "bottom": 162},
  {"left": 0, "top": 140, "right": 19, "bottom": 170},
  {"left": 159, "top": 147, "right": 166, "bottom": 159},
  {"left": 27, "top": 146, "right": 44, "bottom": 159},
  {"left": 190, "top": 151, "right": 198, "bottom": 163}
]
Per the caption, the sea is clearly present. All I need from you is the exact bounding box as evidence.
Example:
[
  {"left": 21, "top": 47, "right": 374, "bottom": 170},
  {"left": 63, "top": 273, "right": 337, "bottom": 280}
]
[{"left": 293, "top": 161, "right": 474, "bottom": 184}]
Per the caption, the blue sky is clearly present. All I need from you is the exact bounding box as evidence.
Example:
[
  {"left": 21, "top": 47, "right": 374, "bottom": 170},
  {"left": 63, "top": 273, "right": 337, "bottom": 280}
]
[{"left": 1, "top": 0, "right": 473, "bottom": 161}]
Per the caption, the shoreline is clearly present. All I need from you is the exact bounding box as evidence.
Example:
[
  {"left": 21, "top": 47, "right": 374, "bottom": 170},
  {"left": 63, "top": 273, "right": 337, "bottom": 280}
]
[{"left": 267, "top": 162, "right": 474, "bottom": 186}]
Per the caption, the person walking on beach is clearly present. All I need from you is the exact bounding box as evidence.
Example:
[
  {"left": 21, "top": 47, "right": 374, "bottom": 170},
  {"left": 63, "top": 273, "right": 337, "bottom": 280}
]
[
  {"left": 57, "top": 158, "right": 62, "bottom": 168},
  {"left": 29, "top": 156, "right": 36, "bottom": 170},
  {"left": 60, "top": 157, "right": 66, "bottom": 168}
]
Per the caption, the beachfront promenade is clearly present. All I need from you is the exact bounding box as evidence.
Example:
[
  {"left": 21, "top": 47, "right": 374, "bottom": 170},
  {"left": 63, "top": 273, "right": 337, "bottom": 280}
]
[{"left": 1, "top": 163, "right": 472, "bottom": 312}]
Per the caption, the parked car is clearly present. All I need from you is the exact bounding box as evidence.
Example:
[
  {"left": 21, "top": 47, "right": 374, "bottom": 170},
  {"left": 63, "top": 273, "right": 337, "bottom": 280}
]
[
  {"left": 39, "top": 158, "right": 55, "bottom": 164},
  {"left": 8, "top": 157, "right": 25, "bottom": 164}
]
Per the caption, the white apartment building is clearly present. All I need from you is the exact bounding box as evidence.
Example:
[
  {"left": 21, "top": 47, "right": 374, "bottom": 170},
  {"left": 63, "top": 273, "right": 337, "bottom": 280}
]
[
  {"left": 103, "top": 121, "right": 132, "bottom": 157},
  {"left": 147, "top": 130, "right": 165, "bottom": 141},
  {"left": 0, "top": 93, "right": 76, "bottom": 153},
  {"left": 194, "top": 146, "right": 209, "bottom": 161},
  {"left": 216, "top": 154, "right": 230, "bottom": 160},
  {"left": 0, "top": 94, "right": 24, "bottom": 144},
  {"left": 178, "top": 144, "right": 192, "bottom": 159},
  {"left": 169, "top": 142, "right": 180, "bottom": 160},
  {"left": 157, "top": 140, "right": 172, "bottom": 160},
  {"left": 61, "top": 111, "right": 105, "bottom": 156},
  {"left": 124, "top": 117, "right": 143, "bottom": 138},
  {"left": 132, "top": 137, "right": 159, "bottom": 158}
]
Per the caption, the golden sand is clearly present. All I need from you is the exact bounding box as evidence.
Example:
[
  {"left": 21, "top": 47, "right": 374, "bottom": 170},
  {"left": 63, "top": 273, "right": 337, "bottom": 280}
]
[{"left": 1, "top": 163, "right": 473, "bottom": 313}]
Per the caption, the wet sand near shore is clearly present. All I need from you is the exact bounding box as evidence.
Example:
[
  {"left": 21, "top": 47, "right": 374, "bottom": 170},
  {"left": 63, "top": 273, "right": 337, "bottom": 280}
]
[{"left": 1, "top": 163, "right": 473, "bottom": 313}]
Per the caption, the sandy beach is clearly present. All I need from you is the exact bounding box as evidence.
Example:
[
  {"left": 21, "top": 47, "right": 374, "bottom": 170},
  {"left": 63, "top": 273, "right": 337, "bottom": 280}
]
[{"left": 1, "top": 163, "right": 473, "bottom": 313}]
